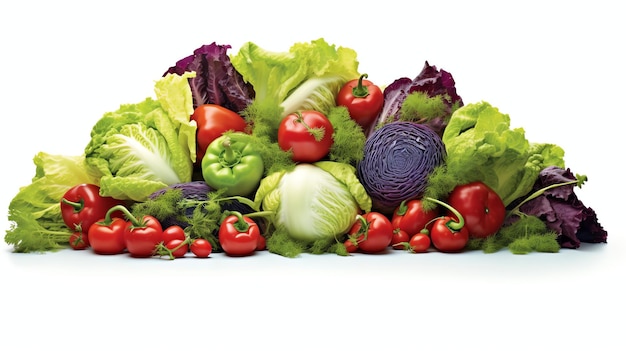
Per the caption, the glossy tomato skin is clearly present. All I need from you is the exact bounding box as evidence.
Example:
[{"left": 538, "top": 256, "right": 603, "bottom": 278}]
[
  {"left": 219, "top": 214, "right": 260, "bottom": 256},
  {"left": 277, "top": 110, "right": 334, "bottom": 163},
  {"left": 408, "top": 233, "right": 431, "bottom": 253},
  {"left": 191, "top": 104, "right": 248, "bottom": 164},
  {"left": 430, "top": 217, "right": 469, "bottom": 253},
  {"left": 349, "top": 212, "right": 393, "bottom": 254},
  {"left": 124, "top": 216, "right": 163, "bottom": 258},
  {"left": 162, "top": 225, "right": 186, "bottom": 244},
  {"left": 336, "top": 75, "right": 384, "bottom": 130},
  {"left": 166, "top": 239, "right": 189, "bottom": 258},
  {"left": 190, "top": 239, "right": 212, "bottom": 258},
  {"left": 391, "top": 199, "right": 438, "bottom": 237},
  {"left": 88, "top": 217, "right": 127, "bottom": 255},
  {"left": 69, "top": 232, "right": 89, "bottom": 250},
  {"left": 447, "top": 181, "right": 506, "bottom": 238},
  {"left": 390, "top": 229, "right": 410, "bottom": 250}
]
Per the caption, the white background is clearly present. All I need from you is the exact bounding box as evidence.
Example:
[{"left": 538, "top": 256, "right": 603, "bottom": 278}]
[{"left": 1, "top": 1, "right": 624, "bottom": 350}]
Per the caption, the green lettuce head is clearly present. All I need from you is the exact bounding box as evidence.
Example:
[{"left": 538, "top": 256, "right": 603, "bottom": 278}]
[
  {"left": 442, "top": 101, "right": 565, "bottom": 206},
  {"left": 84, "top": 72, "right": 197, "bottom": 202}
]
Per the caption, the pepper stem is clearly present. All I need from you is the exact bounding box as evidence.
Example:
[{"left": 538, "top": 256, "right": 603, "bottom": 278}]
[
  {"left": 220, "top": 137, "right": 241, "bottom": 166},
  {"left": 352, "top": 73, "right": 370, "bottom": 98},
  {"left": 61, "top": 198, "right": 84, "bottom": 212},
  {"left": 424, "top": 197, "right": 465, "bottom": 231},
  {"left": 223, "top": 210, "right": 250, "bottom": 232}
]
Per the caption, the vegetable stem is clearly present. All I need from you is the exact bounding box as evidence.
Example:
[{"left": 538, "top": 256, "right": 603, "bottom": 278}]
[
  {"left": 424, "top": 197, "right": 465, "bottom": 231},
  {"left": 352, "top": 74, "right": 370, "bottom": 98},
  {"left": 61, "top": 198, "right": 84, "bottom": 212},
  {"left": 506, "top": 174, "right": 587, "bottom": 218},
  {"left": 220, "top": 137, "right": 241, "bottom": 166},
  {"left": 295, "top": 111, "right": 325, "bottom": 141}
]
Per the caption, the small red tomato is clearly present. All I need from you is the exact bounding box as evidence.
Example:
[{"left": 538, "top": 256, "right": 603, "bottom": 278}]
[
  {"left": 348, "top": 212, "right": 393, "bottom": 254},
  {"left": 391, "top": 199, "right": 438, "bottom": 237},
  {"left": 69, "top": 232, "right": 89, "bottom": 250},
  {"left": 166, "top": 239, "right": 189, "bottom": 258},
  {"left": 390, "top": 229, "right": 410, "bottom": 250},
  {"left": 88, "top": 217, "right": 127, "bottom": 255},
  {"left": 256, "top": 235, "right": 266, "bottom": 251},
  {"left": 190, "top": 239, "right": 212, "bottom": 258},
  {"left": 277, "top": 110, "right": 334, "bottom": 163},
  {"left": 344, "top": 239, "right": 358, "bottom": 253},
  {"left": 430, "top": 216, "right": 469, "bottom": 253},
  {"left": 162, "top": 225, "right": 186, "bottom": 244},
  {"left": 124, "top": 215, "right": 163, "bottom": 258},
  {"left": 447, "top": 181, "right": 506, "bottom": 238},
  {"left": 336, "top": 74, "right": 384, "bottom": 130},
  {"left": 408, "top": 233, "right": 431, "bottom": 253}
]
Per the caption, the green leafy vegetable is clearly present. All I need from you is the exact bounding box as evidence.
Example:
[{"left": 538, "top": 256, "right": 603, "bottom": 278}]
[
  {"left": 84, "top": 72, "right": 197, "bottom": 202},
  {"left": 5, "top": 152, "right": 98, "bottom": 252},
  {"left": 254, "top": 161, "right": 371, "bottom": 257},
  {"left": 439, "top": 101, "right": 565, "bottom": 206},
  {"left": 231, "top": 38, "right": 360, "bottom": 119}
]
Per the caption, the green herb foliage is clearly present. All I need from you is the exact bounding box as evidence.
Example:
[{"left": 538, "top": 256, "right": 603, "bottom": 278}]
[
  {"left": 327, "top": 106, "right": 366, "bottom": 167},
  {"left": 467, "top": 215, "right": 560, "bottom": 254},
  {"left": 399, "top": 92, "right": 451, "bottom": 123}
]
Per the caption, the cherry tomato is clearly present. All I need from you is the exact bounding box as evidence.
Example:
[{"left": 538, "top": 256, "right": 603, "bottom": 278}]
[
  {"left": 162, "top": 225, "right": 186, "bottom": 244},
  {"left": 348, "top": 212, "right": 393, "bottom": 254},
  {"left": 190, "top": 239, "right": 212, "bottom": 258},
  {"left": 277, "top": 110, "right": 334, "bottom": 163},
  {"left": 191, "top": 104, "right": 248, "bottom": 164},
  {"left": 344, "top": 239, "right": 358, "bottom": 253},
  {"left": 88, "top": 217, "right": 127, "bottom": 255},
  {"left": 447, "top": 181, "right": 506, "bottom": 238},
  {"left": 391, "top": 199, "right": 438, "bottom": 237},
  {"left": 165, "top": 239, "right": 189, "bottom": 258},
  {"left": 256, "top": 235, "right": 266, "bottom": 251},
  {"left": 69, "top": 232, "right": 89, "bottom": 250},
  {"left": 408, "top": 233, "right": 431, "bottom": 253},
  {"left": 390, "top": 229, "right": 410, "bottom": 250},
  {"left": 430, "top": 216, "right": 469, "bottom": 253},
  {"left": 336, "top": 74, "right": 384, "bottom": 130},
  {"left": 219, "top": 211, "right": 260, "bottom": 256}
]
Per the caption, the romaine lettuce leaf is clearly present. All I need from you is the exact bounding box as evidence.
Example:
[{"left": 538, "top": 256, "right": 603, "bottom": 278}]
[{"left": 84, "top": 72, "right": 197, "bottom": 202}]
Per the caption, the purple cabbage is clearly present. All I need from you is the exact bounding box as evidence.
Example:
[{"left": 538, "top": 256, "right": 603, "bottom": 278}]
[
  {"left": 163, "top": 43, "right": 255, "bottom": 113},
  {"left": 516, "top": 166, "right": 608, "bottom": 248},
  {"left": 357, "top": 121, "right": 446, "bottom": 214},
  {"left": 365, "top": 61, "right": 463, "bottom": 138}
]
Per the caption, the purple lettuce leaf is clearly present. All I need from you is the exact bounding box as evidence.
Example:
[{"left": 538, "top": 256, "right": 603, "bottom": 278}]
[
  {"left": 163, "top": 43, "right": 254, "bottom": 113},
  {"left": 365, "top": 61, "right": 463, "bottom": 137},
  {"left": 517, "top": 166, "right": 608, "bottom": 248}
]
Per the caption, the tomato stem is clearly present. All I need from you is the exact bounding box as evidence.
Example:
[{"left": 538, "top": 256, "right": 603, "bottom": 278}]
[
  {"left": 424, "top": 197, "right": 465, "bottom": 231},
  {"left": 352, "top": 74, "right": 370, "bottom": 98},
  {"left": 104, "top": 204, "right": 146, "bottom": 227},
  {"left": 294, "top": 111, "right": 325, "bottom": 141}
]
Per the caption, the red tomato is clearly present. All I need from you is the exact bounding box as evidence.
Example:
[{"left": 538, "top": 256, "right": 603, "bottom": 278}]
[
  {"left": 162, "top": 225, "right": 186, "bottom": 244},
  {"left": 344, "top": 239, "right": 358, "bottom": 253},
  {"left": 165, "top": 239, "right": 189, "bottom": 258},
  {"left": 348, "top": 212, "right": 393, "bottom": 254},
  {"left": 69, "top": 232, "right": 89, "bottom": 250},
  {"left": 336, "top": 74, "right": 384, "bottom": 130},
  {"left": 190, "top": 239, "right": 212, "bottom": 258},
  {"left": 256, "top": 235, "right": 266, "bottom": 251},
  {"left": 124, "top": 215, "right": 163, "bottom": 258},
  {"left": 88, "top": 217, "right": 127, "bottom": 255},
  {"left": 390, "top": 229, "right": 410, "bottom": 250},
  {"left": 191, "top": 104, "right": 248, "bottom": 164},
  {"left": 219, "top": 212, "right": 260, "bottom": 256},
  {"left": 447, "top": 181, "right": 506, "bottom": 238},
  {"left": 408, "top": 233, "right": 431, "bottom": 253},
  {"left": 430, "top": 216, "right": 469, "bottom": 253},
  {"left": 391, "top": 199, "right": 438, "bottom": 237},
  {"left": 277, "top": 110, "right": 334, "bottom": 163}
]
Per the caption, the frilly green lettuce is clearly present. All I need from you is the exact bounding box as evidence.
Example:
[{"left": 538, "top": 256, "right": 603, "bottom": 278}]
[
  {"left": 441, "top": 101, "right": 565, "bottom": 206},
  {"left": 84, "top": 72, "right": 197, "bottom": 202}
]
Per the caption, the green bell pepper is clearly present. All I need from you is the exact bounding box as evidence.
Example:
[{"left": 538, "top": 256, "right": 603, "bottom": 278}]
[{"left": 201, "top": 133, "right": 264, "bottom": 197}]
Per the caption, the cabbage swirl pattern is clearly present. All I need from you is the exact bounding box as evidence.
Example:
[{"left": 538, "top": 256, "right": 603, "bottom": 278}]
[{"left": 357, "top": 122, "right": 446, "bottom": 214}]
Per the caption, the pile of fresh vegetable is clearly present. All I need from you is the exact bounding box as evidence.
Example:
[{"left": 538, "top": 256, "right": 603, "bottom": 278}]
[{"left": 4, "top": 38, "right": 608, "bottom": 259}]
